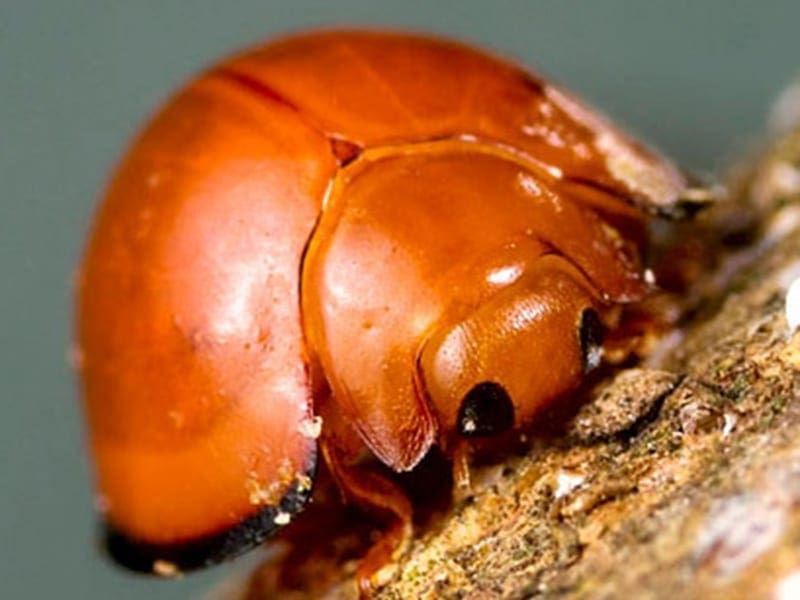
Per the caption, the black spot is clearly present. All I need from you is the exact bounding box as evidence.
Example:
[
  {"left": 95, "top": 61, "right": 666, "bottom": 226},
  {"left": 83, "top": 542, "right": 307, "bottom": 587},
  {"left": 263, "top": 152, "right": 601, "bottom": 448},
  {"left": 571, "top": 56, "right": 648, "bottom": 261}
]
[
  {"left": 457, "top": 381, "right": 515, "bottom": 437},
  {"left": 579, "top": 308, "right": 604, "bottom": 374}
]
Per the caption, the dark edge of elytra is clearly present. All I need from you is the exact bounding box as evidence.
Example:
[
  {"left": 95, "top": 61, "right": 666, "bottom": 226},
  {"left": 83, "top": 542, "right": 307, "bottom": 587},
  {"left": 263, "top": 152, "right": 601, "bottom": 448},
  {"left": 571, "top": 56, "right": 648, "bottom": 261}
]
[{"left": 103, "top": 449, "right": 317, "bottom": 575}]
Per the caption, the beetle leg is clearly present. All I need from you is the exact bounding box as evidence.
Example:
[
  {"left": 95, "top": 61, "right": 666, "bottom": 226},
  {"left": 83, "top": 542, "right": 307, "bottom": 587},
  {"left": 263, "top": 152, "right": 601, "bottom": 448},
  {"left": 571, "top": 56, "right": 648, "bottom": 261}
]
[
  {"left": 323, "top": 451, "right": 413, "bottom": 595},
  {"left": 317, "top": 399, "right": 413, "bottom": 595},
  {"left": 451, "top": 439, "right": 473, "bottom": 502},
  {"left": 342, "top": 464, "right": 412, "bottom": 595}
]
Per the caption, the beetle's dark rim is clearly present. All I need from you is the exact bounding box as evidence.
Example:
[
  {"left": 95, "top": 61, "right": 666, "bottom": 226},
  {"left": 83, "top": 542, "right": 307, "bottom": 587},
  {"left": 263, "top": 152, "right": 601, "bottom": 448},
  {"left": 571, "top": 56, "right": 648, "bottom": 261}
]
[{"left": 103, "top": 449, "right": 317, "bottom": 575}]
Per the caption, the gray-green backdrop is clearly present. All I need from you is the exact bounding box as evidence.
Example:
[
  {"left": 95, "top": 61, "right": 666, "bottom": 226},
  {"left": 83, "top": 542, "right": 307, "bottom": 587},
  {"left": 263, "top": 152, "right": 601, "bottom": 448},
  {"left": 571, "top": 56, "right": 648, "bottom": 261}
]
[{"left": 3, "top": 2, "right": 799, "bottom": 598}]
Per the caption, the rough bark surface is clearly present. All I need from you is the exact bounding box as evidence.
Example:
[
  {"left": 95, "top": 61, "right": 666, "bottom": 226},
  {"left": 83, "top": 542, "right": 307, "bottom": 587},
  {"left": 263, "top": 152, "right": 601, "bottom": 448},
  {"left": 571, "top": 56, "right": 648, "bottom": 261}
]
[{"left": 233, "top": 102, "right": 800, "bottom": 600}]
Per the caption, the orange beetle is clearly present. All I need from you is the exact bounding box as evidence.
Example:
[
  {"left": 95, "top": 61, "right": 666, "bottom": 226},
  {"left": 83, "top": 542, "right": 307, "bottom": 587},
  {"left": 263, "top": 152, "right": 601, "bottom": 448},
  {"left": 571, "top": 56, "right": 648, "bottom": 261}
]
[{"left": 76, "top": 30, "right": 700, "bottom": 590}]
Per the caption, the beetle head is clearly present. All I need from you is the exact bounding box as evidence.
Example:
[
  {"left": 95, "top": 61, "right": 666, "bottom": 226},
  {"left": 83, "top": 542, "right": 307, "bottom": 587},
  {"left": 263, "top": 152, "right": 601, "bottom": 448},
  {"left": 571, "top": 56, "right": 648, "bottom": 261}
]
[{"left": 418, "top": 259, "right": 603, "bottom": 441}]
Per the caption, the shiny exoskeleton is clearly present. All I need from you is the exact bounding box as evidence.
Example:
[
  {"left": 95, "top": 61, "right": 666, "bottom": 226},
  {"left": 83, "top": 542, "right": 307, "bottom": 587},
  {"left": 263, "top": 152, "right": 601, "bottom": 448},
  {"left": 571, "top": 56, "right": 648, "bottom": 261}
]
[{"left": 76, "top": 29, "right": 698, "bottom": 593}]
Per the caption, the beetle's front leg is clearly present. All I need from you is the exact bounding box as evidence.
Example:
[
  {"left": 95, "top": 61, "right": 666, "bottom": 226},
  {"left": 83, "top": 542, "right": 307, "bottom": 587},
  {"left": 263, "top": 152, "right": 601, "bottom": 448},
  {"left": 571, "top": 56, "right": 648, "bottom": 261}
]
[
  {"left": 450, "top": 438, "right": 474, "bottom": 503},
  {"left": 317, "top": 398, "right": 413, "bottom": 596}
]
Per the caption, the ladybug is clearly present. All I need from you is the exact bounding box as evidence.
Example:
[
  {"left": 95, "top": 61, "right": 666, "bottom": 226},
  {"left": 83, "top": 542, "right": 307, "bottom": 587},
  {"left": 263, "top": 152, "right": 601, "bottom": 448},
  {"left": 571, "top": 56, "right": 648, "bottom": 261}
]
[{"left": 76, "top": 29, "right": 704, "bottom": 592}]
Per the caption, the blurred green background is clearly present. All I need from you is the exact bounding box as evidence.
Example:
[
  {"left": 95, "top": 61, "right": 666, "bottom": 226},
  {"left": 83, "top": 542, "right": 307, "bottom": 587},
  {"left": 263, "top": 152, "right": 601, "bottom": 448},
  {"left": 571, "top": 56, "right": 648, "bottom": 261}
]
[{"left": 2, "top": 2, "right": 799, "bottom": 598}]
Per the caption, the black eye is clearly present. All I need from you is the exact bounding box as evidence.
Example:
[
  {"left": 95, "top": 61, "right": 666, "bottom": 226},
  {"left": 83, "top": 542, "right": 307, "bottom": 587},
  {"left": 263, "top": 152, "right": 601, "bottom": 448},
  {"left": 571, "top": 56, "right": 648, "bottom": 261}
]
[
  {"left": 457, "top": 381, "right": 515, "bottom": 437},
  {"left": 579, "top": 308, "right": 604, "bottom": 374}
]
